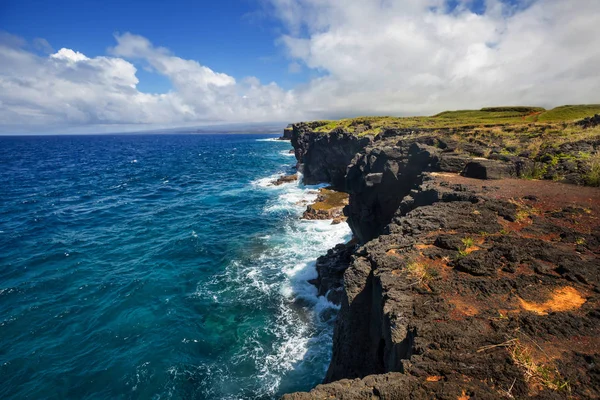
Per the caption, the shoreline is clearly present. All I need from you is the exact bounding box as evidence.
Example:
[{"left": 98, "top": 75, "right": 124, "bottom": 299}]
[{"left": 281, "top": 120, "right": 600, "bottom": 399}]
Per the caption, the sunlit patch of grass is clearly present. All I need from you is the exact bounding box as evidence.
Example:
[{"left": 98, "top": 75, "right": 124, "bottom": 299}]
[
  {"left": 406, "top": 261, "right": 436, "bottom": 286},
  {"left": 309, "top": 104, "right": 599, "bottom": 136},
  {"left": 457, "top": 249, "right": 468, "bottom": 258},
  {"left": 462, "top": 237, "right": 475, "bottom": 248},
  {"left": 537, "top": 104, "right": 600, "bottom": 122},
  {"left": 512, "top": 201, "right": 541, "bottom": 222},
  {"left": 456, "top": 236, "right": 478, "bottom": 258}
]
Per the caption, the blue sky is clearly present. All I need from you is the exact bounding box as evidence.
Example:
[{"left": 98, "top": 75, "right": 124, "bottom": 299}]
[
  {"left": 0, "top": 0, "right": 313, "bottom": 93},
  {"left": 0, "top": 0, "right": 598, "bottom": 133}
]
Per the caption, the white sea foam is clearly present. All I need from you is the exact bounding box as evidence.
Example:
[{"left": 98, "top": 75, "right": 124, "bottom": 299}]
[
  {"left": 280, "top": 150, "right": 295, "bottom": 156},
  {"left": 192, "top": 166, "right": 352, "bottom": 398},
  {"left": 259, "top": 174, "right": 328, "bottom": 215},
  {"left": 255, "top": 138, "right": 287, "bottom": 142},
  {"left": 243, "top": 176, "right": 351, "bottom": 395}
]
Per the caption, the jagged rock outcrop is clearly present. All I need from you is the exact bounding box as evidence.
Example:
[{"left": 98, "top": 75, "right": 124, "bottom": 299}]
[
  {"left": 291, "top": 124, "right": 372, "bottom": 189},
  {"left": 344, "top": 133, "right": 442, "bottom": 243},
  {"left": 279, "top": 124, "right": 294, "bottom": 140},
  {"left": 290, "top": 126, "right": 598, "bottom": 243},
  {"left": 285, "top": 173, "right": 600, "bottom": 399},
  {"left": 343, "top": 130, "right": 532, "bottom": 243},
  {"left": 309, "top": 242, "right": 355, "bottom": 304},
  {"left": 302, "top": 188, "right": 349, "bottom": 222},
  {"left": 577, "top": 114, "right": 600, "bottom": 129}
]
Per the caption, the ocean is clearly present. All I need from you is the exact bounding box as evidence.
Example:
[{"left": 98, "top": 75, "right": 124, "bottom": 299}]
[{"left": 0, "top": 134, "right": 351, "bottom": 399}]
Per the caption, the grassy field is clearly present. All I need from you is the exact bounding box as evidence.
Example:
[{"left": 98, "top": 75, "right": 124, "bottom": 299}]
[
  {"left": 310, "top": 104, "right": 600, "bottom": 136},
  {"left": 536, "top": 105, "right": 600, "bottom": 122}
]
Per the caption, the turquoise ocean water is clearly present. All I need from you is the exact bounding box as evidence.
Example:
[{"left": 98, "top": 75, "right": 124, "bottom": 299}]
[{"left": 0, "top": 134, "right": 351, "bottom": 399}]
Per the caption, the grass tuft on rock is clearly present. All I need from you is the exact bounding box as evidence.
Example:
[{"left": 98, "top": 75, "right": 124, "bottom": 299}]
[
  {"left": 584, "top": 150, "right": 600, "bottom": 186},
  {"left": 509, "top": 340, "right": 570, "bottom": 393}
]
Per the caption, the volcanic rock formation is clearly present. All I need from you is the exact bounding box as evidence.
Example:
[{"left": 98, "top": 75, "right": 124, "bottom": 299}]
[{"left": 281, "top": 121, "right": 600, "bottom": 399}]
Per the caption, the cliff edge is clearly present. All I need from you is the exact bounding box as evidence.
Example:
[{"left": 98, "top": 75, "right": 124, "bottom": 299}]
[{"left": 283, "top": 109, "right": 600, "bottom": 399}]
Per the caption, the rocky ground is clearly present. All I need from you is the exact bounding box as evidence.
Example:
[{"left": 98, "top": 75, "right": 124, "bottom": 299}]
[
  {"left": 286, "top": 173, "right": 599, "bottom": 399},
  {"left": 282, "top": 117, "right": 600, "bottom": 399}
]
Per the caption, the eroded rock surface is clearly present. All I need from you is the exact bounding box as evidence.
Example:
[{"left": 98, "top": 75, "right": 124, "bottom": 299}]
[
  {"left": 272, "top": 174, "right": 298, "bottom": 186},
  {"left": 302, "top": 188, "right": 349, "bottom": 222},
  {"left": 285, "top": 173, "right": 600, "bottom": 399},
  {"left": 291, "top": 124, "right": 372, "bottom": 189}
]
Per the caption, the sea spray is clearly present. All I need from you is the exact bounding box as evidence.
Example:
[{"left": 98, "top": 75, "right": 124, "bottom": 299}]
[{"left": 197, "top": 171, "right": 351, "bottom": 398}]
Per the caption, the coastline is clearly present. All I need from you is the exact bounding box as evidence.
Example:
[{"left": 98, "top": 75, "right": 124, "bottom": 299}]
[{"left": 281, "top": 120, "right": 600, "bottom": 399}]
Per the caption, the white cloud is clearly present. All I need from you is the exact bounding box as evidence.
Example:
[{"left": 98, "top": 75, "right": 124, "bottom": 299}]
[
  {"left": 272, "top": 0, "right": 600, "bottom": 116},
  {"left": 50, "top": 48, "right": 89, "bottom": 63},
  {"left": 0, "top": 33, "right": 300, "bottom": 133},
  {"left": 0, "top": 0, "right": 599, "bottom": 133}
]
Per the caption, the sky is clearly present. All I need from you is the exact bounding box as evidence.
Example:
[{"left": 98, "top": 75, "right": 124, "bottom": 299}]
[{"left": 0, "top": 0, "right": 599, "bottom": 134}]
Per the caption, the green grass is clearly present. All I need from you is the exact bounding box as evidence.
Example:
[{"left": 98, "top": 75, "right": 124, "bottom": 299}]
[
  {"left": 461, "top": 237, "right": 475, "bottom": 248},
  {"left": 537, "top": 104, "right": 600, "bottom": 122},
  {"left": 312, "top": 116, "right": 430, "bottom": 136},
  {"left": 522, "top": 163, "right": 548, "bottom": 180},
  {"left": 510, "top": 340, "right": 571, "bottom": 392},
  {"left": 479, "top": 106, "right": 546, "bottom": 113},
  {"left": 405, "top": 261, "right": 435, "bottom": 285},
  {"left": 309, "top": 104, "right": 600, "bottom": 135},
  {"left": 303, "top": 104, "right": 600, "bottom": 186},
  {"left": 433, "top": 106, "right": 543, "bottom": 123}
]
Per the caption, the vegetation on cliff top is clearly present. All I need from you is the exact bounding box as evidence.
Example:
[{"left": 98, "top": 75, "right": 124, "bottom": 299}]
[
  {"left": 302, "top": 104, "right": 600, "bottom": 186},
  {"left": 310, "top": 104, "right": 600, "bottom": 136}
]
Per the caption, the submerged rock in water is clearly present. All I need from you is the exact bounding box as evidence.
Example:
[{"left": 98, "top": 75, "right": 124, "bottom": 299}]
[{"left": 272, "top": 174, "right": 298, "bottom": 186}]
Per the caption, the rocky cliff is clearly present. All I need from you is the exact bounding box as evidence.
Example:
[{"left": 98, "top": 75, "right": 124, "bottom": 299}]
[
  {"left": 283, "top": 121, "right": 600, "bottom": 399},
  {"left": 290, "top": 123, "right": 372, "bottom": 190}
]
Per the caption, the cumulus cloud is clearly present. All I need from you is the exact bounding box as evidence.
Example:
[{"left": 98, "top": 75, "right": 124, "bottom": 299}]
[
  {"left": 0, "top": 32, "right": 299, "bottom": 133},
  {"left": 0, "top": 0, "right": 599, "bottom": 133},
  {"left": 272, "top": 0, "right": 600, "bottom": 117}
]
